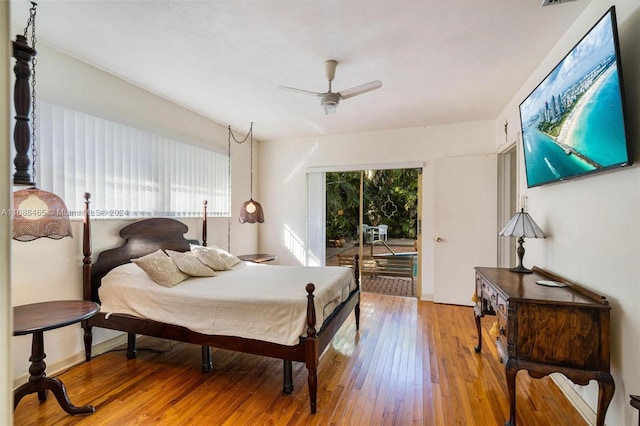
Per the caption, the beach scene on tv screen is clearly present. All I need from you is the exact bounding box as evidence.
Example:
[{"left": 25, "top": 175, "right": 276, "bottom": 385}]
[{"left": 520, "top": 11, "right": 628, "bottom": 187}]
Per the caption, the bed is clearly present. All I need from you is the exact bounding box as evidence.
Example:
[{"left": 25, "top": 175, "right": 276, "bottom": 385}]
[{"left": 80, "top": 195, "right": 361, "bottom": 413}]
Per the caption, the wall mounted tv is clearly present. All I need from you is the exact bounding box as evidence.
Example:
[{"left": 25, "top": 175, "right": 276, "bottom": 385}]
[{"left": 519, "top": 6, "right": 631, "bottom": 188}]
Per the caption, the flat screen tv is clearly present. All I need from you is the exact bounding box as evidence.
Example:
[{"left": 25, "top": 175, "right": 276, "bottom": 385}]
[{"left": 519, "top": 6, "right": 631, "bottom": 188}]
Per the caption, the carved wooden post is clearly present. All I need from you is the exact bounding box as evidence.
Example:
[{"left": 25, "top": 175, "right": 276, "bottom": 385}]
[
  {"left": 82, "top": 193, "right": 92, "bottom": 301},
  {"left": 354, "top": 254, "right": 361, "bottom": 330},
  {"left": 202, "top": 200, "right": 208, "bottom": 246},
  {"left": 305, "top": 283, "right": 318, "bottom": 414},
  {"left": 82, "top": 193, "right": 93, "bottom": 361},
  {"left": 200, "top": 200, "right": 212, "bottom": 371},
  {"left": 12, "top": 34, "right": 36, "bottom": 186}
]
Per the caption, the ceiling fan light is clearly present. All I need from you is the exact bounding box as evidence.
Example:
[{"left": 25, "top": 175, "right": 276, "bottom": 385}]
[
  {"left": 322, "top": 104, "right": 337, "bottom": 115},
  {"left": 321, "top": 92, "right": 340, "bottom": 115}
]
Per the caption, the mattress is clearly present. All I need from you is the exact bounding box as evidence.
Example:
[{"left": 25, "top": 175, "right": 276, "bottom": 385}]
[{"left": 99, "top": 261, "right": 356, "bottom": 346}]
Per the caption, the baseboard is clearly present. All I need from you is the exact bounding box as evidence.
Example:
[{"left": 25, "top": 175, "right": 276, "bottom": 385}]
[
  {"left": 551, "top": 373, "right": 596, "bottom": 425},
  {"left": 420, "top": 293, "right": 434, "bottom": 301},
  {"left": 13, "top": 333, "right": 127, "bottom": 389}
]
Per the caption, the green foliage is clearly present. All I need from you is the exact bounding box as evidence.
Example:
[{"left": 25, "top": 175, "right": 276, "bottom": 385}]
[
  {"left": 326, "top": 169, "right": 419, "bottom": 242},
  {"left": 326, "top": 172, "right": 361, "bottom": 239}
]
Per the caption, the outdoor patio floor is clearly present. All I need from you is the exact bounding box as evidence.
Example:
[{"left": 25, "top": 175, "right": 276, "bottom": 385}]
[{"left": 326, "top": 239, "right": 417, "bottom": 298}]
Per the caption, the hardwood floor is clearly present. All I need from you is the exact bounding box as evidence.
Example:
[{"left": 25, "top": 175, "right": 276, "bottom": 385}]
[{"left": 13, "top": 293, "right": 588, "bottom": 425}]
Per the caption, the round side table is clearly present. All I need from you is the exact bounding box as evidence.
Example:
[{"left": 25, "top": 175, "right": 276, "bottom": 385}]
[{"left": 13, "top": 300, "right": 100, "bottom": 415}]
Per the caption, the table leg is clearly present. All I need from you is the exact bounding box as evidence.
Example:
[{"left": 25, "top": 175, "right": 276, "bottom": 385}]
[
  {"left": 474, "top": 312, "right": 482, "bottom": 353},
  {"left": 14, "top": 331, "right": 95, "bottom": 415},
  {"left": 595, "top": 373, "right": 615, "bottom": 426},
  {"left": 504, "top": 358, "right": 518, "bottom": 426}
]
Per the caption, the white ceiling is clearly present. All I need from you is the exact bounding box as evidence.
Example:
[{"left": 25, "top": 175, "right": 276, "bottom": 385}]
[{"left": 10, "top": 0, "right": 590, "bottom": 141}]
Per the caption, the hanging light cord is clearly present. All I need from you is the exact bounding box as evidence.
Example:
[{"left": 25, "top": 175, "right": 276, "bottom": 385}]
[
  {"left": 249, "top": 128, "right": 253, "bottom": 198},
  {"left": 24, "top": 2, "right": 38, "bottom": 184},
  {"left": 228, "top": 122, "right": 253, "bottom": 145},
  {"left": 228, "top": 122, "right": 254, "bottom": 197}
]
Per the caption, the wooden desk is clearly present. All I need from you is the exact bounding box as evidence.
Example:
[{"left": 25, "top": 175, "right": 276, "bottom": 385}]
[
  {"left": 14, "top": 300, "right": 100, "bottom": 415},
  {"left": 238, "top": 253, "right": 277, "bottom": 263},
  {"left": 473, "top": 267, "right": 613, "bottom": 426}
]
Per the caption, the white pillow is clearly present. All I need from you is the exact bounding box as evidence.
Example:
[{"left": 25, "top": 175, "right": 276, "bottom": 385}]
[
  {"left": 190, "top": 244, "right": 230, "bottom": 271},
  {"left": 191, "top": 244, "right": 244, "bottom": 269},
  {"left": 131, "top": 249, "right": 188, "bottom": 287},
  {"left": 165, "top": 250, "right": 216, "bottom": 277},
  {"left": 220, "top": 252, "right": 243, "bottom": 268}
]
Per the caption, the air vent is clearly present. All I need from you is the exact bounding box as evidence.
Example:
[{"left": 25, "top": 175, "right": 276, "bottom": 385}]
[{"left": 540, "top": 0, "right": 579, "bottom": 6}]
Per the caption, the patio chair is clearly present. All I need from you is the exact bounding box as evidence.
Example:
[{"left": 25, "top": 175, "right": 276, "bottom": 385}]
[
  {"left": 374, "top": 224, "right": 388, "bottom": 241},
  {"left": 360, "top": 224, "right": 371, "bottom": 243}
]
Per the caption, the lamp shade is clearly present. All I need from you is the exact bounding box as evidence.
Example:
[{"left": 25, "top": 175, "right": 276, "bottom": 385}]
[
  {"left": 12, "top": 188, "right": 73, "bottom": 241},
  {"left": 499, "top": 208, "right": 547, "bottom": 239},
  {"left": 239, "top": 199, "right": 264, "bottom": 224}
]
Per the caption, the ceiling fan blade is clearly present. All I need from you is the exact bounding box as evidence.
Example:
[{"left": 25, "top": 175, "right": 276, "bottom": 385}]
[
  {"left": 277, "top": 85, "right": 321, "bottom": 97},
  {"left": 339, "top": 80, "right": 383, "bottom": 100}
]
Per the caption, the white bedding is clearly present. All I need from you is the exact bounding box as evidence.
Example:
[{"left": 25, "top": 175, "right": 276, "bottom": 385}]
[{"left": 99, "top": 261, "right": 356, "bottom": 346}]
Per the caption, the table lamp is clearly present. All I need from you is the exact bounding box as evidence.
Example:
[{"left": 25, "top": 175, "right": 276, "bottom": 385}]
[{"left": 499, "top": 208, "right": 547, "bottom": 273}]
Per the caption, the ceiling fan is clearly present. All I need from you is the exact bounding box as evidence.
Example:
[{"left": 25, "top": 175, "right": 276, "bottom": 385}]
[{"left": 277, "top": 60, "right": 383, "bottom": 115}]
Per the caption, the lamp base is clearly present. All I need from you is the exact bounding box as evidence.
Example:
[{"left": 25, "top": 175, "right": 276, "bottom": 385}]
[
  {"left": 509, "top": 265, "right": 533, "bottom": 274},
  {"left": 510, "top": 237, "right": 532, "bottom": 273}
]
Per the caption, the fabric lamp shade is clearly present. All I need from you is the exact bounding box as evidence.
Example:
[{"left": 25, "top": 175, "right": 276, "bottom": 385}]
[
  {"left": 239, "top": 199, "right": 264, "bottom": 224},
  {"left": 13, "top": 188, "right": 73, "bottom": 241}
]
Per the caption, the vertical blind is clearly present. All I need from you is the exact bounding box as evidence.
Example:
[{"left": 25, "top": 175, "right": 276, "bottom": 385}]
[{"left": 35, "top": 102, "right": 230, "bottom": 218}]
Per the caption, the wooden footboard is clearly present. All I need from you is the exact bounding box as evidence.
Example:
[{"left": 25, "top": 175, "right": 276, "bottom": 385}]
[{"left": 80, "top": 193, "right": 360, "bottom": 414}]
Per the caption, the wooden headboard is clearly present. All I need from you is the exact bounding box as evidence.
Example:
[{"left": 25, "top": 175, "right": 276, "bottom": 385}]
[{"left": 82, "top": 193, "right": 206, "bottom": 303}]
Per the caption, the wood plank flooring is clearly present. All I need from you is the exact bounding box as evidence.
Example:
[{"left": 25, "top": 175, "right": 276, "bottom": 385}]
[{"left": 13, "top": 293, "right": 588, "bottom": 425}]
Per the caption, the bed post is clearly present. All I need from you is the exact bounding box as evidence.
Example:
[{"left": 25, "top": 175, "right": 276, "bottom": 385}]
[
  {"left": 202, "top": 200, "right": 208, "bottom": 247},
  {"left": 354, "top": 254, "right": 360, "bottom": 330},
  {"left": 82, "top": 192, "right": 94, "bottom": 361},
  {"left": 283, "top": 360, "right": 293, "bottom": 394},
  {"left": 200, "top": 200, "right": 213, "bottom": 372},
  {"left": 305, "top": 283, "right": 318, "bottom": 414}
]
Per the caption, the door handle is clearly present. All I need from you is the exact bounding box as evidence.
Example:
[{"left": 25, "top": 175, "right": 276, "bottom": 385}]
[{"left": 435, "top": 237, "right": 444, "bottom": 242}]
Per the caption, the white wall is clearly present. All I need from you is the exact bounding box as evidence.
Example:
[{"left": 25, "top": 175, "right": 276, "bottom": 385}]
[
  {"left": 9, "top": 42, "right": 258, "bottom": 383},
  {"left": 496, "top": 1, "right": 640, "bottom": 424},
  {"left": 258, "top": 121, "right": 496, "bottom": 299}
]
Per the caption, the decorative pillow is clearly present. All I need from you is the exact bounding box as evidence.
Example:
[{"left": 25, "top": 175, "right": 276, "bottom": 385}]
[
  {"left": 165, "top": 250, "right": 216, "bottom": 277},
  {"left": 190, "top": 244, "right": 230, "bottom": 271},
  {"left": 219, "top": 251, "right": 243, "bottom": 268},
  {"left": 131, "top": 249, "right": 188, "bottom": 287}
]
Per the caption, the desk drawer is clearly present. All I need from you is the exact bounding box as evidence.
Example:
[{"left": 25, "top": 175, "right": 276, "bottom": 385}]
[
  {"left": 496, "top": 310, "right": 508, "bottom": 363},
  {"left": 481, "top": 278, "right": 507, "bottom": 312}
]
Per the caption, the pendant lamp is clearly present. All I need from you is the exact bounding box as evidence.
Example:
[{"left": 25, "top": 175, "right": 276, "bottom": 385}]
[
  {"left": 12, "top": 3, "right": 72, "bottom": 241},
  {"left": 229, "top": 122, "right": 264, "bottom": 223}
]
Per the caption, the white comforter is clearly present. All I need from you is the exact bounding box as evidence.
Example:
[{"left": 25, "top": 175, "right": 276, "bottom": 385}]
[{"left": 99, "top": 262, "right": 356, "bottom": 346}]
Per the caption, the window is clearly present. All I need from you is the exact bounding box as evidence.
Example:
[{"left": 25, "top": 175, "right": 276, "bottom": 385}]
[{"left": 34, "top": 102, "right": 230, "bottom": 219}]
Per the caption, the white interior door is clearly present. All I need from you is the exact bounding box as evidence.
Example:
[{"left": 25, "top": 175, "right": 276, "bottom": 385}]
[
  {"left": 434, "top": 154, "right": 497, "bottom": 305},
  {"left": 306, "top": 172, "right": 326, "bottom": 266}
]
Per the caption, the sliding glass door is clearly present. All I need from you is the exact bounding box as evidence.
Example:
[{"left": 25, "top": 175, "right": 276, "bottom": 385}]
[{"left": 307, "top": 164, "right": 422, "bottom": 297}]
